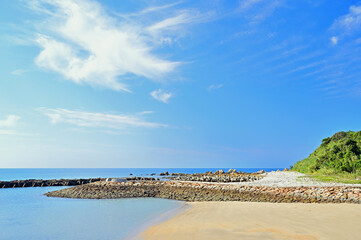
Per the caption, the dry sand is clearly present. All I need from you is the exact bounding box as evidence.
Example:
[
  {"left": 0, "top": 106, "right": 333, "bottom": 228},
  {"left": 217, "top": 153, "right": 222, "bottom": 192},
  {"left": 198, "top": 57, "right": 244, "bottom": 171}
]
[{"left": 137, "top": 202, "right": 361, "bottom": 240}]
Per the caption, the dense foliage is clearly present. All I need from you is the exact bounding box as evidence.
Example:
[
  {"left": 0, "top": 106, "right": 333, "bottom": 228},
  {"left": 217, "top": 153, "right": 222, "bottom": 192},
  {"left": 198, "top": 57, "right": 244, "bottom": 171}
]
[{"left": 293, "top": 131, "right": 361, "bottom": 174}]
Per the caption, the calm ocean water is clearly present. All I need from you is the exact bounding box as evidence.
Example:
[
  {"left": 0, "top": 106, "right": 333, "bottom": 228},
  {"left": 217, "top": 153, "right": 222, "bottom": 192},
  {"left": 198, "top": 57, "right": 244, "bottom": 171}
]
[
  {"left": 0, "top": 168, "right": 280, "bottom": 240},
  {"left": 0, "top": 168, "right": 280, "bottom": 181}
]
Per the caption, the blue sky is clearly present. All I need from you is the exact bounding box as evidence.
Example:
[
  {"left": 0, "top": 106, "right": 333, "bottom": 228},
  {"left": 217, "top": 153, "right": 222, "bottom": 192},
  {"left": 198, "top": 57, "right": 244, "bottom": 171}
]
[{"left": 1, "top": 0, "right": 361, "bottom": 168}]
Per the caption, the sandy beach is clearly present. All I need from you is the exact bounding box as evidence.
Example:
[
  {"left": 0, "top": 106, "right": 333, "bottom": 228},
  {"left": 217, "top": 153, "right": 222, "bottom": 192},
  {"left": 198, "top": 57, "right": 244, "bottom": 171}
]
[{"left": 138, "top": 202, "right": 361, "bottom": 240}]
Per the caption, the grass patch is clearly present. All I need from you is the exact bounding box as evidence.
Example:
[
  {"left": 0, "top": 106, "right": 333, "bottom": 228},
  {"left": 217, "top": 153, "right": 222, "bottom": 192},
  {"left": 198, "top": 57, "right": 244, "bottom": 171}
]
[
  {"left": 302, "top": 172, "right": 361, "bottom": 184},
  {"left": 292, "top": 131, "right": 361, "bottom": 184}
]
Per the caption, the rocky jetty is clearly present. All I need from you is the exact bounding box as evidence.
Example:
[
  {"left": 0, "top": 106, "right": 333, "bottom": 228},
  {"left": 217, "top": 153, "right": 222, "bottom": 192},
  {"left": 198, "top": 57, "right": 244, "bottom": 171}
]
[
  {"left": 0, "top": 178, "right": 104, "bottom": 188},
  {"left": 45, "top": 181, "right": 361, "bottom": 204},
  {"left": 165, "top": 169, "right": 264, "bottom": 183},
  {"left": 107, "top": 177, "right": 157, "bottom": 181}
]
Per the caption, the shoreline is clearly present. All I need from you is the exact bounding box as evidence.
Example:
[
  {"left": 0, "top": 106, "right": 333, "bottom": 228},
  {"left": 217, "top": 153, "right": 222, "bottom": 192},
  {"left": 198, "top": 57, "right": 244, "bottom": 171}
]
[
  {"left": 42, "top": 171, "right": 361, "bottom": 239},
  {"left": 17, "top": 170, "right": 361, "bottom": 239},
  {"left": 127, "top": 200, "right": 188, "bottom": 240},
  {"left": 137, "top": 201, "right": 361, "bottom": 240}
]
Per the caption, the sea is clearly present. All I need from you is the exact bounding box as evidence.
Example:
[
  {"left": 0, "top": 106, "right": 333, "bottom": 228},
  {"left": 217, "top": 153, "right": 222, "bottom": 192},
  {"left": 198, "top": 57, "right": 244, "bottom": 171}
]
[{"left": 0, "top": 168, "right": 280, "bottom": 240}]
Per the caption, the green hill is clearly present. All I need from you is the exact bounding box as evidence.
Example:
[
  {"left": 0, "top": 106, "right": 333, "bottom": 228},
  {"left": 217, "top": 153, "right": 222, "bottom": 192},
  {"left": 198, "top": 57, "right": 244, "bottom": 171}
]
[{"left": 293, "top": 131, "right": 361, "bottom": 183}]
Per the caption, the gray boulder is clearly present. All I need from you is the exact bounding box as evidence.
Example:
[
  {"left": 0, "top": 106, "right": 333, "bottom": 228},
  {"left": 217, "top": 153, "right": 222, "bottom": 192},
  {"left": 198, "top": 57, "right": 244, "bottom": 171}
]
[
  {"left": 215, "top": 169, "right": 225, "bottom": 174},
  {"left": 227, "top": 169, "right": 237, "bottom": 174}
]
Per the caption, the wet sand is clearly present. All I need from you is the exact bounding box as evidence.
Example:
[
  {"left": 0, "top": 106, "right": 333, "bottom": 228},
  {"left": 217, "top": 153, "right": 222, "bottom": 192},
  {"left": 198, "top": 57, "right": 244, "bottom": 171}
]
[{"left": 138, "top": 202, "right": 361, "bottom": 240}]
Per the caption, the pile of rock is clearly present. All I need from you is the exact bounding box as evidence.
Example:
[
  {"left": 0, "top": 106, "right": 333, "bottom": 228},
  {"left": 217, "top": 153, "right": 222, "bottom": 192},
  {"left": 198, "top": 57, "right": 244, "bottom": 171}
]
[
  {"left": 45, "top": 180, "right": 361, "bottom": 204},
  {"left": 125, "top": 177, "right": 157, "bottom": 181},
  {"left": 170, "top": 175, "right": 262, "bottom": 183},
  {"left": 165, "top": 169, "right": 264, "bottom": 183},
  {"left": 0, "top": 178, "right": 104, "bottom": 188},
  {"left": 159, "top": 171, "right": 169, "bottom": 176}
]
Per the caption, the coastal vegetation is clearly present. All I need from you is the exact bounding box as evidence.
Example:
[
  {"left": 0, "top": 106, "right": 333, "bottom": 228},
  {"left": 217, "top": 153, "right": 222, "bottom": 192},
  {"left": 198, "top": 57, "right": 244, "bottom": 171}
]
[{"left": 293, "top": 131, "right": 361, "bottom": 184}]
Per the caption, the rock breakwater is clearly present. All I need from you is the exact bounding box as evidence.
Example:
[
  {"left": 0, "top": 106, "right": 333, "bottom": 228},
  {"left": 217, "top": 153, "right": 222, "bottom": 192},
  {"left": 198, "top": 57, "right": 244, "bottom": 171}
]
[
  {"left": 45, "top": 181, "right": 361, "bottom": 204},
  {"left": 168, "top": 174, "right": 262, "bottom": 183},
  {"left": 165, "top": 169, "right": 264, "bottom": 183},
  {"left": 0, "top": 178, "right": 105, "bottom": 188}
]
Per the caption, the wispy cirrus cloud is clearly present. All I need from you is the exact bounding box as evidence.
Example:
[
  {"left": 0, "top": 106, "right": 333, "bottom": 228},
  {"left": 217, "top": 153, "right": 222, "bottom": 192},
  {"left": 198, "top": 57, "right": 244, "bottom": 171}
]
[
  {"left": 207, "top": 84, "right": 223, "bottom": 91},
  {"left": 28, "top": 0, "right": 210, "bottom": 91},
  {"left": 11, "top": 69, "right": 27, "bottom": 76},
  {"left": 0, "top": 115, "right": 33, "bottom": 136},
  {"left": 150, "top": 89, "right": 173, "bottom": 103},
  {"left": 329, "top": 4, "right": 361, "bottom": 47},
  {"left": 238, "top": 0, "right": 285, "bottom": 24},
  {"left": 123, "top": 2, "right": 182, "bottom": 17},
  {"left": 239, "top": 0, "right": 264, "bottom": 10},
  {"left": 39, "top": 108, "right": 167, "bottom": 131},
  {"left": 146, "top": 9, "right": 212, "bottom": 34},
  {"left": 0, "top": 115, "right": 20, "bottom": 128},
  {"left": 331, "top": 4, "right": 361, "bottom": 34}
]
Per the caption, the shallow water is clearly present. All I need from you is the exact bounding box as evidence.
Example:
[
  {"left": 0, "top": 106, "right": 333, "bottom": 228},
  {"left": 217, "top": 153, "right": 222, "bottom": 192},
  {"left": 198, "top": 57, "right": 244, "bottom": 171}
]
[
  {"left": 0, "top": 187, "right": 183, "bottom": 240},
  {"left": 0, "top": 168, "right": 281, "bottom": 240},
  {"left": 0, "top": 168, "right": 280, "bottom": 181}
]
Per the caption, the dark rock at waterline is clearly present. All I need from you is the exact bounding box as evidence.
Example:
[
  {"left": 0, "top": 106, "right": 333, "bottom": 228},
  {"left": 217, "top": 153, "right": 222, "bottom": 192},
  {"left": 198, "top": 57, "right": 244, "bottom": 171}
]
[{"left": 0, "top": 178, "right": 105, "bottom": 189}]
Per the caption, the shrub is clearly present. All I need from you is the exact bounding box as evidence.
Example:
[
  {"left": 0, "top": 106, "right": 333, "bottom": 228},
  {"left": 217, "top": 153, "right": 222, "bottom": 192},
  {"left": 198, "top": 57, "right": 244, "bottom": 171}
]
[{"left": 293, "top": 130, "right": 361, "bottom": 174}]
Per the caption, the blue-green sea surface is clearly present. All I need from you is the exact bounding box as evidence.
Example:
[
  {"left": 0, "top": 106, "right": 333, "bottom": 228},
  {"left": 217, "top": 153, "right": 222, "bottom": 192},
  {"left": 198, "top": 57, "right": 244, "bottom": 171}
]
[
  {"left": 0, "top": 187, "right": 183, "bottom": 240},
  {"left": 0, "top": 168, "right": 281, "bottom": 239}
]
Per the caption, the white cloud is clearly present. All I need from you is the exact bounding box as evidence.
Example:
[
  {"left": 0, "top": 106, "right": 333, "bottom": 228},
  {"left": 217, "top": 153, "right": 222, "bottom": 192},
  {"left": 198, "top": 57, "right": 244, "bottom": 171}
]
[
  {"left": 0, "top": 115, "right": 31, "bottom": 136},
  {"left": 0, "top": 115, "right": 20, "bottom": 128},
  {"left": 150, "top": 89, "right": 173, "bottom": 103},
  {"left": 31, "top": 0, "right": 187, "bottom": 91},
  {"left": 147, "top": 10, "right": 202, "bottom": 33},
  {"left": 330, "top": 36, "right": 338, "bottom": 45},
  {"left": 117, "top": 2, "right": 182, "bottom": 18},
  {"left": 145, "top": 9, "right": 214, "bottom": 46},
  {"left": 239, "top": 0, "right": 264, "bottom": 10},
  {"left": 207, "top": 84, "right": 223, "bottom": 91},
  {"left": 39, "top": 108, "right": 167, "bottom": 130},
  {"left": 238, "top": 0, "right": 284, "bottom": 24},
  {"left": 11, "top": 69, "right": 27, "bottom": 76},
  {"left": 331, "top": 4, "right": 361, "bottom": 33}
]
